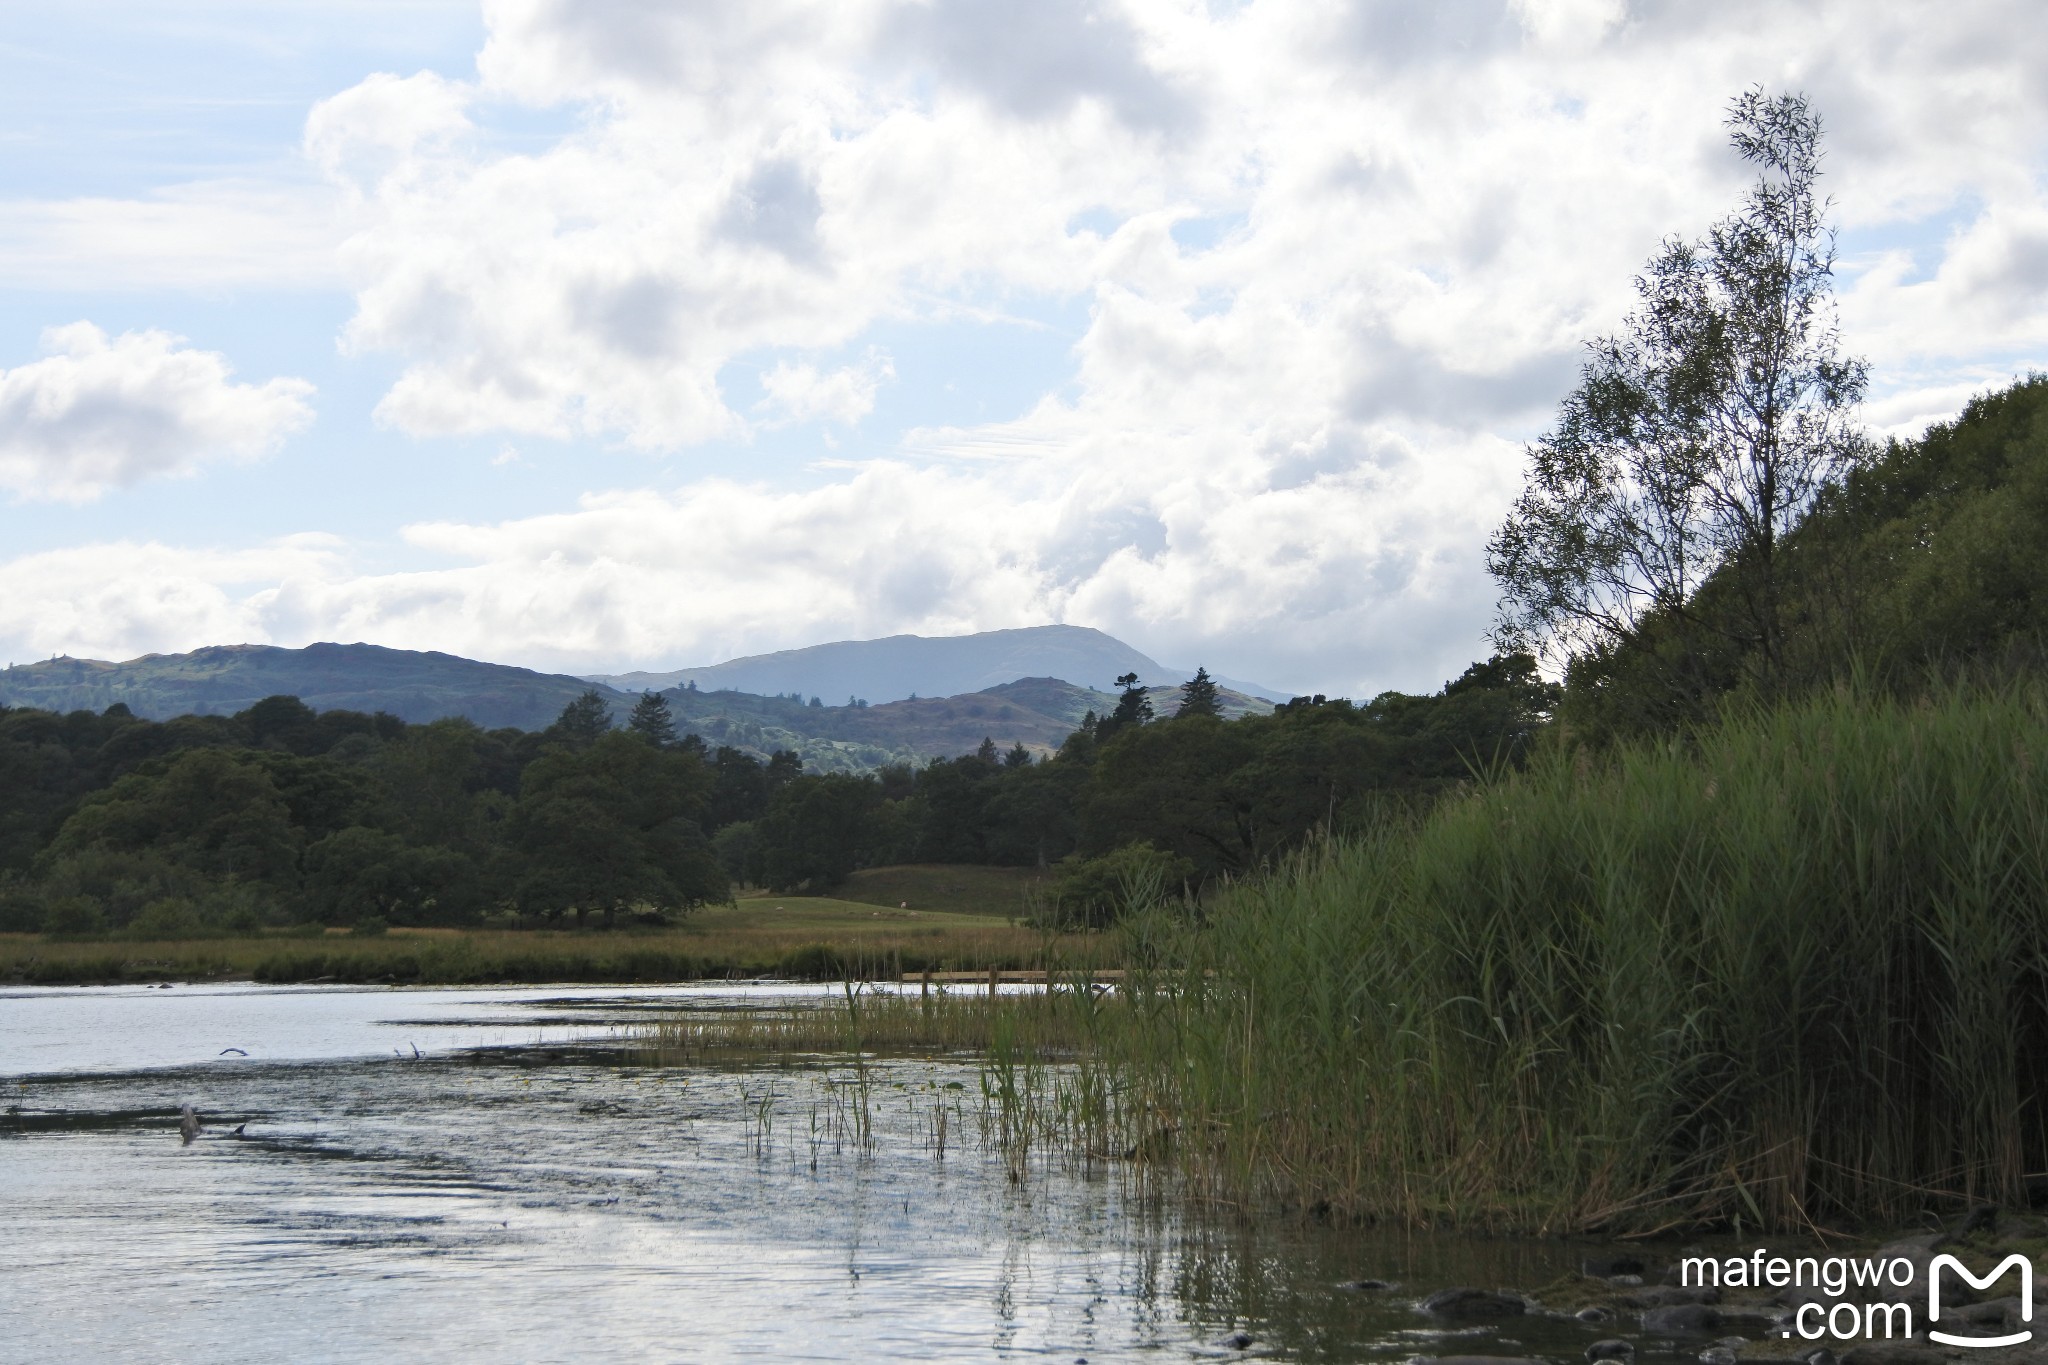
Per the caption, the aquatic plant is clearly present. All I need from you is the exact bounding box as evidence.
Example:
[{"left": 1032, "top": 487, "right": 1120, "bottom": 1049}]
[{"left": 1124, "top": 682, "right": 2048, "bottom": 1231}]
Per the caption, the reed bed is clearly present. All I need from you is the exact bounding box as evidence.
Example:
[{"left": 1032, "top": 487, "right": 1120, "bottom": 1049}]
[
  {"left": 642, "top": 976, "right": 1154, "bottom": 1181},
  {"left": 622, "top": 685, "right": 2048, "bottom": 1231},
  {"left": 1117, "top": 683, "right": 2048, "bottom": 1232}
]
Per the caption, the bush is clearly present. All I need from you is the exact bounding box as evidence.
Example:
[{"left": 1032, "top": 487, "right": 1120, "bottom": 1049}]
[
  {"left": 124, "top": 898, "right": 208, "bottom": 940},
  {"left": 42, "top": 896, "right": 104, "bottom": 938},
  {"left": 1044, "top": 842, "right": 1194, "bottom": 928},
  {"left": 351, "top": 915, "right": 390, "bottom": 937}
]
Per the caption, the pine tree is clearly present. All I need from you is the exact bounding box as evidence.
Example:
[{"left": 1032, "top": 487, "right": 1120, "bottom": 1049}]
[
  {"left": 1099, "top": 672, "right": 1153, "bottom": 739},
  {"left": 628, "top": 690, "right": 677, "bottom": 747},
  {"left": 547, "top": 689, "right": 615, "bottom": 749},
  {"left": 1176, "top": 666, "right": 1221, "bottom": 718}
]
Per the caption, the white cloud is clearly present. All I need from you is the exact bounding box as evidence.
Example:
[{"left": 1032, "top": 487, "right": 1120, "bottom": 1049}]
[
  {"left": 8, "top": 0, "right": 2048, "bottom": 694},
  {"left": 759, "top": 351, "right": 895, "bottom": 426},
  {"left": 0, "top": 180, "right": 350, "bottom": 291},
  {"left": 0, "top": 324, "right": 315, "bottom": 503},
  {"left": 0, "top": 535, "right": 344, "bottom": 664}
]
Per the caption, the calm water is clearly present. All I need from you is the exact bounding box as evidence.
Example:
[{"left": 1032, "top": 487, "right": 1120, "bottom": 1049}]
[{"left": 1, "top": 983, "right": 1687, "bottom": 1362}]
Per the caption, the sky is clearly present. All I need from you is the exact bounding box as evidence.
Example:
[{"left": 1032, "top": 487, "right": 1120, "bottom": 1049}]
[{"left": 0, "top": 1, "right": 2044, "bottom": 699}]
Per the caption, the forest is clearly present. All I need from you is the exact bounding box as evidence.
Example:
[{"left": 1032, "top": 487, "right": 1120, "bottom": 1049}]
[{"left": 0, "top": 650, "right": 1554, "bottom": 937}]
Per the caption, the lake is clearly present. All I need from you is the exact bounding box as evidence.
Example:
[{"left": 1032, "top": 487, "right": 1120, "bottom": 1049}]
[{"left": 2, "top": 982, "right": 1702, "bottom": 1361}]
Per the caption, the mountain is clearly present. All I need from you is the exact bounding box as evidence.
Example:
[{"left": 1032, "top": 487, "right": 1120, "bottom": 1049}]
[
  {"left": 0, "top": 642, "right": 1273, "bottom": 774},
  {"left": 0, "top": 643, "right": 615, "bottom": 732},
  {"left": 585, "top": 624, "right": 1285, "bottom": 703},
  {"left": 660, "top": 676, "right": 1271, "bottom": 773}
]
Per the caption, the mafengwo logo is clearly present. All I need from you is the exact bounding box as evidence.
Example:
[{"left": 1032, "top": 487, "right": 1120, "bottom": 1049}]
[
  {"left": 1929, "top": 1254, "right": 2033, "bottom": 1349},
  {"left": 1681, "top": 1250, "right": 2033, "bottom": 1347}
]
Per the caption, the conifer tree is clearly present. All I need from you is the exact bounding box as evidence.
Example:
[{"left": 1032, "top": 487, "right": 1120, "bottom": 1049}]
[
  {"left": 628, "top": 690, "right": 678, "bottom": 747},
  {"left": 1176, "top": 666, "right": 1221, "bottom": 718},
  {"left": 547, "top": 689, "right": 614, "bottom": 749},
  {"left": 1099, "top": 672, "right": 1153, "bottom": 739}
]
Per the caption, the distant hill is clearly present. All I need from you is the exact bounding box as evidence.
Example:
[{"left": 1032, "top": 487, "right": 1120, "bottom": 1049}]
[
  {"left": 662, "top": 676, "right": 1271, "bottom": 773},
  {"left": 585, "top": 624, "right": 1284, "bottom": 703},
  {"left": 0, "top": 642, "right": 1272, "bottom": 774},
  {"left": 0, "top": 643, "right": 609, "bottom": 731}
]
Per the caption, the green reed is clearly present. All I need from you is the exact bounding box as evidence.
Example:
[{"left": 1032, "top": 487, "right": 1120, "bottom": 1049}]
[
  {"left": 1119, "top": 682, "right": 2048, "bottom": 1231},
  {"left": 636, "top": 685, "right": 2048, "bottom": 1231}
]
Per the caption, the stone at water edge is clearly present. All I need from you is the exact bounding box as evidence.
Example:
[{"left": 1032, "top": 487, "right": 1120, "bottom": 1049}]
[
  {"left": 1838, "top": 1348, "right": 1946, "bottom": 1365},
  {"left": 1641, "top": 1304, "right": 1722, "bottom": 1333},
  {"left": 1577, "top": 1307, "right": 1616, "bottom": 1324},
  {"left": 1586, "top": 1338, "right": 1636, "bottom": 1360},
  {"left": 1215, "top": 1330, "right": 1255, "bottom": 1349},
  {"left": 1421, "top": 1288, "right": 1527, "bottom": 1319},
  {"left": 1698, "top": 1347, "right": 1738, "bottom": 1365},
  {"left": 1625, "top": 1286, "right": 1721, "bottom": 1308},
  {"left": 1584, "top": 1256, "right": 1649, "bottom": 1279}
]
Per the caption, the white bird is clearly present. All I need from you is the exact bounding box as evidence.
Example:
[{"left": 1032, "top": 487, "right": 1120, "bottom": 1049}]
[{"left": 178, "top": 1104, "right": 201, "bottom": 1145}]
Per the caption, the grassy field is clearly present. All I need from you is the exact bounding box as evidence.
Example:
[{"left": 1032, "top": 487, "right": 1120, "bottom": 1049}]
[
  {"left": 0, "top": 887, "right": 1110, "bottom": 987},
  {"left": 800, "top": 864, "right": 1050, "bottom": 917},
  {"left": 0, "top": 863, "right": 1092, "bottom": 987}
]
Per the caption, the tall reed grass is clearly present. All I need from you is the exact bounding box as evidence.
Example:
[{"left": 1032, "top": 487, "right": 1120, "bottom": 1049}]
[{"left": 1116, "top": 684, "right": 2048, "bottom": 1231}]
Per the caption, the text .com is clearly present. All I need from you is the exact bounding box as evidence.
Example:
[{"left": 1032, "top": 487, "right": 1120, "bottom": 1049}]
[{"left": 1679, "top": 1250, "right": 2034, "bottom": 1347}]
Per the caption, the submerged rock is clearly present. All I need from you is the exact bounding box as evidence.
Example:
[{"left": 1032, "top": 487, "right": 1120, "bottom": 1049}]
[
  {"left": 1586, "top": 1338, "right": 1636, "bottom": 1360},
  {"left": 1422, "top": 1288, "right": 1527, "bottom": 1319},
  {"left": 1698, "top": 1347, "right": 1738, "bottom": 1365},
  {"left": 1215, "top": 1330, "right": 1255, "bottom": 1350},
  {"left": 1340, "top": 1279, "right": 1396, "bottom": 1291},
  {"left": 1577, "top": 1307, "right": 1616, "bottom": 1325}
]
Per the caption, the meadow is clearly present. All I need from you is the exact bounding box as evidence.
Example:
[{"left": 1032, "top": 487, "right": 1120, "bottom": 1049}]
[{"left": 0, "top": 874, "right": 1100, "bottom": 987}]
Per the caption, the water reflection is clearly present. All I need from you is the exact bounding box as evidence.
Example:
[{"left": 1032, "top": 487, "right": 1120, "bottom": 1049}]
[{"left": 1, "top": 984, "right": 1666, "bottom": 1362}]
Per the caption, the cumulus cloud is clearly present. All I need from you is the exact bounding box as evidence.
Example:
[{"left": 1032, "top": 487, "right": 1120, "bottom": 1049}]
[
  {"left": 759, "top": 351, "right": 895, "bottom": 426},
  {"left": 11, "top": 0, "right": 2048, "bottom": 693},
  {"left": 0, "top": 324, "right": 315, "bottom": 503},
  {"left": 0, "top": 438, "right": 1507, "bottom": 695}
]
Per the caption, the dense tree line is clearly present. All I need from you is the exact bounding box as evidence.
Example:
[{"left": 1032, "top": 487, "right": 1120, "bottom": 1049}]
[{"left": 0, "top": 655, "right": 1556, "bottom": 936}]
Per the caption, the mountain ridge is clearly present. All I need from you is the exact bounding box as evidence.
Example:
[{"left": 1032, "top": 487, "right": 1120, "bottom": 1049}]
[
  {"left": 0, "top": 640, "right": 1273, "bottom": 774},
  {"left": 584, "top": 624, "right": 1285, "bottom": 703}
]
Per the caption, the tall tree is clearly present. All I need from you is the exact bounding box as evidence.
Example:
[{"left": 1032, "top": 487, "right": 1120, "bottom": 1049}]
[
  {"left": 1176, "top": 666, "right": 1221, "bottom": 718},
  {"left": 1487, "top": 89, "right": 1868, "bottom": 677},
  {"left": 547, "top": 689, "right": 615, "bottom": 750},
  {"left": 627, "top": 691, "right": 678, "bottom": 748},
  {"left": 1099, "top": 672, "right": 1153, "bottom": 739}
]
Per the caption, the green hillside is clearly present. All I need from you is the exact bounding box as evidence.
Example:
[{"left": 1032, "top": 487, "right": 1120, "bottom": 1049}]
[
  {"left": 0, "top": 643, "right": 606, "bottom": 731},
  {"left": 0, "top": 643, "right": 1271, "bottom": 774},
  {"left": 657, "top": 676, "right": 1269, "bottom": 773}
]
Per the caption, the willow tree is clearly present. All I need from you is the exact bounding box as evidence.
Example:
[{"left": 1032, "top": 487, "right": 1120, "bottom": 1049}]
[{"left": 1487, "top": 89, "right": 1869, "bottom": 678}]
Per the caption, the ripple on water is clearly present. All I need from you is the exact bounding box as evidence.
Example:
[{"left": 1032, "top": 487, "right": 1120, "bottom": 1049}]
[{"left": 3, "top": 983, "right": 1694, "bottom": 1362}]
